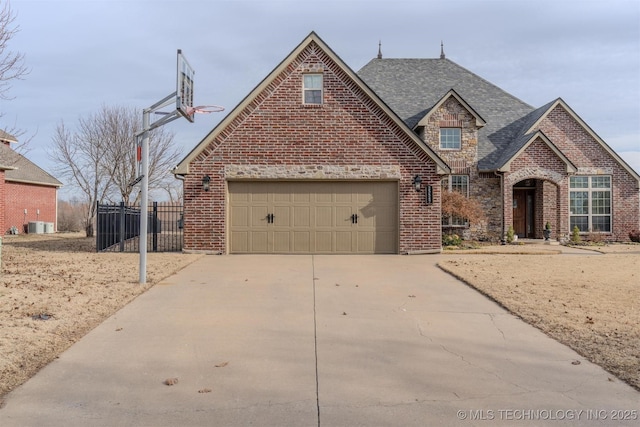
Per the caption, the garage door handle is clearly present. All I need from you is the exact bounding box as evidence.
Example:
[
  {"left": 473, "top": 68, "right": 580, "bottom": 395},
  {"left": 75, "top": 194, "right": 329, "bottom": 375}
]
[
  {"left": 266, "top": 213, "right": 274, "bottom": 224},
  {"left": 351, "top": 214, "right": 358, "bottom": 224}
]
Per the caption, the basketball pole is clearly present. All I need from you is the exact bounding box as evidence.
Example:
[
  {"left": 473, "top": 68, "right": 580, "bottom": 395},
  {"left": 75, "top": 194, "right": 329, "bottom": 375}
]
[
  {"left": 138, "top": 92, "right": 183, "bottom": 284},
  {"left": 139, "top": 108, "right": 150, "bottom": 284}
]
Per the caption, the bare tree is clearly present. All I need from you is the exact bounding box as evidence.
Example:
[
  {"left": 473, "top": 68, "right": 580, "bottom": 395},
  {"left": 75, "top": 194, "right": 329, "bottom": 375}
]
[
  {"left": 0, "top": 1, "right": 31, "bottom": 154},
  {"left": 99, "top": 105, "right": 180, "bottom": 204},
  {"left": 50, "top": 119, "right": 117, "bottom": 236},
  {"left": 48, "top": 105, "right": 182, "bottom": 236},
  {"left": 158, "top": 178, "right": 183, "bottom": 204},
  {"left": 0, "top": 1, "right": 27, "bottom": 101}
]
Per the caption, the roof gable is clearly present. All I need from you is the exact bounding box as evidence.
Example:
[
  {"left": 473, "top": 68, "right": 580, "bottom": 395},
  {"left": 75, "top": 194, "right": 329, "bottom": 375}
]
[
  {"left": 525, "top": 98, "right": 640, "bottom": 183},
  {"left": 357, "top": 58, "right": 534, "bottom": 167},
  {"left": 414, "top": 89, "right": 486, "bottom": 129},
  {"left": 173, "top": 32, "right": 450, "bottom": 175},
  {"left": 495, "top": 130, "right": 577, "bottom": 173}
]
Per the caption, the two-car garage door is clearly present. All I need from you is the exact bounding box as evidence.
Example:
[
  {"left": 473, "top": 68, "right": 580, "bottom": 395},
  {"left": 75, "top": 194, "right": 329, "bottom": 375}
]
[{"left": 229, "top": 181, "right": 398, "bottom": 254}]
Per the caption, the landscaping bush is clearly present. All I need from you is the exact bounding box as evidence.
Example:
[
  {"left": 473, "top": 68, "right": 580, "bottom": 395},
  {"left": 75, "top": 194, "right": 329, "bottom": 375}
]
[
  {"left": 506, "top": 226, "right": 515, "bottom": 244},
  {"left": 571, "top": 226, "right": 581, "bottom": 244},
  {"left": 442, "top": 233, "right": 462, "bottom": 247},
  {"left": 630, "top": 230, "right": 640, "bottom": 243}
]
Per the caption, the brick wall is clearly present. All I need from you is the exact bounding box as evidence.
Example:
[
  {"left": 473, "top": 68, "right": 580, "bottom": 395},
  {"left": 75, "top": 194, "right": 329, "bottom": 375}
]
[
  {"left": 182, "top": 41, "right": 442, "bottom": 253},
  {"left": 5, "top": 181, "right": 58, "bottom": 233},
  {"left": 539, "top": 106, "right": 640, "bottom": 241},
  {"left": 503, "top": 138, "right": 570, "bottom": 239}
]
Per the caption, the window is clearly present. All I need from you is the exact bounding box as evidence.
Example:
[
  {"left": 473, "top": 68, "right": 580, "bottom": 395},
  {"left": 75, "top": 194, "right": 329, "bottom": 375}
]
[
  {"left": 440, "top": 128, "right": 461, "bottom": 150},
  {"left": 441, "top": 175, "right": 469, "bottom": 226},
  {"left": 570, "top": 176, "right": 611, "bottom": 232},
  {"left": 303, "top": 74, "right": 323, "bottom": 104}
]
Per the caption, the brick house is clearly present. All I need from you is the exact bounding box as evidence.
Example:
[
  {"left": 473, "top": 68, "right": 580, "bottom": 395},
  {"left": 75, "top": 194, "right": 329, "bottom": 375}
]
[
  {"left": 173, "top": 32, "right": 640, "bottom": 254},
  {"left": 0, "top": 130, "right": 62, "bottom": 234}
]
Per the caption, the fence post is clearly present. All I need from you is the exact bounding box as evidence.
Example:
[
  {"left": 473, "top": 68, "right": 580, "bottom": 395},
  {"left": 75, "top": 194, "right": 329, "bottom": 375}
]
[
  {"left": 95, "top": 201, "right": 100, "bottom": 252},
  {"left": 152, "top": 201, "right": 158, "bottom": 252},
  {"left": 119, "top": 202, "right": 125, "bottom": 252}
]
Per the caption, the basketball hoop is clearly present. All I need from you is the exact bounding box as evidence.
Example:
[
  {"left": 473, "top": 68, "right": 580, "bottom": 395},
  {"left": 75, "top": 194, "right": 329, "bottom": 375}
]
[{"left": 186, "top": 105, "right": 225, "bottom": 115}]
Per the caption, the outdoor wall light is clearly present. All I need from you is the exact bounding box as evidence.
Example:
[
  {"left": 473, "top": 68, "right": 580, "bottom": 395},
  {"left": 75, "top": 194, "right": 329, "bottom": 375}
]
[
  {"left": 202, "top": 175, "right": 211, "bottom": 191},
  {"left": 412, "top": 175, "right": 422, "bottom": 192}
]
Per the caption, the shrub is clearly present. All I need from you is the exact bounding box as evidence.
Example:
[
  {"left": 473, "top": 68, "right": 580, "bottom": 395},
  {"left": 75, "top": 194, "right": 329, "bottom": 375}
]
[
  {"left": 442, "top": 233, "right": 462, "bottom": 247},
  {"left": 585, "top": 231, "right": 604, "bottom": 244},
  {"left": 571, "top": 226, "right": 581, "bottom": 244},
  {"left": 506, "top": 226, "right": 515, "bottom": 244},
  {"left": 630, "top": 230, "right": 640, "bottom": 243},
  {"left": 441, "top": 191, "right": 486, "bottom": 226}
]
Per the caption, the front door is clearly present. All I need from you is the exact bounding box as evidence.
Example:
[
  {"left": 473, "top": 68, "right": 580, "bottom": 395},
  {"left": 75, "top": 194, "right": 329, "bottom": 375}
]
[{"left": 513, "top": 189, "right": 535, "bottom": 238}]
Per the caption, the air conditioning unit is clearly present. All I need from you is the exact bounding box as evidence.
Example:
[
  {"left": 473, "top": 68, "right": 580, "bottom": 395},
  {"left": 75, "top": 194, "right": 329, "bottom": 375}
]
[
  {"left": 44, "top": 222, "right": 55, "bottom": 234},
  {"left": 28, "top": 221, "right": 45, "bottom": 234}
]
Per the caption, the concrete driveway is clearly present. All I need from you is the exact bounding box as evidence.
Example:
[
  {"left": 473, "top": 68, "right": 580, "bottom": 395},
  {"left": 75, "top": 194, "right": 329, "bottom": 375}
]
[{"left": 0, "top": 255, "right": 638, "bottom": 426}]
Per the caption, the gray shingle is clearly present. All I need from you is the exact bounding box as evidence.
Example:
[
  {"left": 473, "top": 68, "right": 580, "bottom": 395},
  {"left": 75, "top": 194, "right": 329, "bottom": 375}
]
[
  {"left": 357, "top": 58, "right": 536, "bottom": 170},
  {"left": 0, "top": 143, "right": 62, "bottom": 187}
]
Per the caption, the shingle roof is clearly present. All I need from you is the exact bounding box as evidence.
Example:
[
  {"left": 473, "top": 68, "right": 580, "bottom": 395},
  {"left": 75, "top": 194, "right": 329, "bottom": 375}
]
[
  {"left": 0, "top": 143, "right": 62, "bottom": 187},
  {"left": 0, "top": 129, "right": 18, "bottom": 144},
  {"left": 490, "top": 100, "right": 558, "bottom": 169},
  {"left": 357, "top": 58, "right": 536, "bottom": 170}
]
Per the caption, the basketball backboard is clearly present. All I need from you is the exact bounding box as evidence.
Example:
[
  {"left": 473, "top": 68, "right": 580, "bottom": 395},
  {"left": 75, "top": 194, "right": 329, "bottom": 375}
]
[{"left": 176, "top": 49, "right": 195, "bottom": 122}]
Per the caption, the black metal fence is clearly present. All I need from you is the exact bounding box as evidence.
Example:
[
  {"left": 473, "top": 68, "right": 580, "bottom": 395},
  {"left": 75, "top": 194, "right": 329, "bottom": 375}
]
[{"left": 96, "top": 202, "right": 183, "bottom": 252}]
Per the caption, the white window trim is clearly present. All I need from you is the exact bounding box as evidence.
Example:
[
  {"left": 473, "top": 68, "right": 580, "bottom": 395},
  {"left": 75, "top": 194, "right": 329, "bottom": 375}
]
[
  {"left": 302, "top": 73, "right": 323, "bottom": 105},
  {"left": 439, "top": 128, "right": 461, "bottom": 150},
  {"left": 569, "top": 175, "right": 612, "bottom": 233}
]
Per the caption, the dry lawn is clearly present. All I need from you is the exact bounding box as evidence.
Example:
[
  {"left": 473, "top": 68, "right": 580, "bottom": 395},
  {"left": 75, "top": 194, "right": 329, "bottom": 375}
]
[
  {"left": 0, "top": 232, "right": 203, "bottom": 398},
  {"left": 439, "top": 243, "right": 640, "bottom": 391},
  {"left": 1, "top": 234, "right": 638, "bottom": 399}
]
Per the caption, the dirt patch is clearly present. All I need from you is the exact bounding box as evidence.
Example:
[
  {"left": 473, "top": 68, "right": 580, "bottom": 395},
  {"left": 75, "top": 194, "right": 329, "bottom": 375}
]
[
  {"left": 0, "top": 232, "right": 203, "bottom": 397},
  {"left": 438, "top": 245, "right": 640, "bottom": 391}
]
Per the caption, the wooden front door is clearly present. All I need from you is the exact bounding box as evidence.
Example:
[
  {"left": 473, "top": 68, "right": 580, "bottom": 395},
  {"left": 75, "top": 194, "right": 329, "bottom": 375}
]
[{"left": 513, "top": 189, "right": 535, "bottom": 238}]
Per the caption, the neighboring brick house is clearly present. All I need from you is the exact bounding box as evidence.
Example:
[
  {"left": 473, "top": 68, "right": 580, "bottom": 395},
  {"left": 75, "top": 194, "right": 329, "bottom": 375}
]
[
  {"left": 0, "top": 130, "right": 62, "bottom": 234},
  {"left": 173, "top": 32, "right": 640, "bottom": 254}
]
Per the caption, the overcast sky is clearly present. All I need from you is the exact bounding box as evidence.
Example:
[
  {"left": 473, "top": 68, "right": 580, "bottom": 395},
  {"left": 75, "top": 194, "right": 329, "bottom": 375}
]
[{"left": 3, "top": 0, "right": 639, "bottom": 197}]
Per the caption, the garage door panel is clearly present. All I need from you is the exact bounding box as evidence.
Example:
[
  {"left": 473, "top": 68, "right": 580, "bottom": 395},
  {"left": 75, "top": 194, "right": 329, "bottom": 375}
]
[
  {"left": 335, "top": 206, "right": 353, "bottom": 228},
  {"left": 373, "top": 231, "right": 397, "bottom": 253},
  {"left": 357, "top": 232, "right": 375, "bottom": 253},
  {"left": 272, "top": 206, "right": 290, "bottom": 227},
  {"left": 315, "top": 232, "right": 332, "bottom": 252},
  {"left": 230, "top": 231, "right": 248, "bottom": 253},
  {"left": 373, "top": 206, "right": 396, "bottom": 228},
  {"left": 335, "top": 231, "right": 354, "bottom": 252},
  {"left": 229, "top": 181, "right": 397, "bottom": 254},
  {"left": 251, "top": 185, "right": 269, "bottom": 202},
  {"left": 251, "top": 231, "right": 268, "bottom": 253},
  {"left": 230, "top": 206, "right": 249, "bottom": 227},
  {"left": 272, "top": 231, "right": 290, "bottom": 253},
  {"left": 292, "top": 206, "right": 311, "bottom": 227},
  {"left": 315, "top": 206, "right": 332, "bottom": 227},
  {"left": 251, "top": 206, "right": 269, "bottom": 227},
  {"left": 293, "top": 231, "right": 311, "bottom": 252}
]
